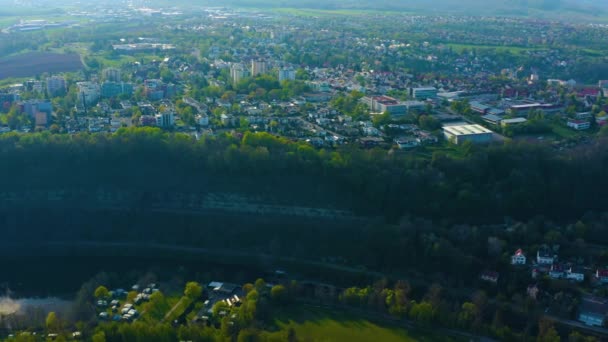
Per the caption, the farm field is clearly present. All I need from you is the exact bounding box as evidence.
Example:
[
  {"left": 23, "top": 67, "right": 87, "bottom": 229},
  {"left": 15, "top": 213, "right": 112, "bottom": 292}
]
[{"left": 0, "top": 52, "right": 83, "bottom": 78}]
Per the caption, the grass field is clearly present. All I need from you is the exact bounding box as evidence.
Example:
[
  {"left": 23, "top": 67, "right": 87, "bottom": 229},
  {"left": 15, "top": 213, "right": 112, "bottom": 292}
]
[{"left": 265, "top": 306, "right": 458, "bottom": 342}]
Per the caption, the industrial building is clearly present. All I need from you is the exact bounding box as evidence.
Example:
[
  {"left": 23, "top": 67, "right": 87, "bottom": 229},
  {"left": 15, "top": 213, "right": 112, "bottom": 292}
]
[{"left": 443, "top": 124, "right": 493, "bottom": 144}]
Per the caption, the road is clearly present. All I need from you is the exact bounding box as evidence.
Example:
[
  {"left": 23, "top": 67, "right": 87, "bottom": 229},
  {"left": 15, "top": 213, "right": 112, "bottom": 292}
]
[
  {"left": 162, "top": 297, "right": 186, "bottom": 323},
  {"left": 545, "top": 314, "right": 608, "bottom": 337},
  {"left": 296, "top": 117, "right": 345, "bottom": 139}
]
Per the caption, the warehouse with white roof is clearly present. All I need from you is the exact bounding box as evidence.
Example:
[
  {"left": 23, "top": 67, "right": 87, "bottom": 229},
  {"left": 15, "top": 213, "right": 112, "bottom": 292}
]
[{"left": 443, "top": 124, "right": 493, "bottom": 144}]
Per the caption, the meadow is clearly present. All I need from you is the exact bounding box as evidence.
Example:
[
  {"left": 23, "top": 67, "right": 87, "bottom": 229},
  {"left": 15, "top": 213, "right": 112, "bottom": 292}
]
[{"left": 265, "top": 306, "right": 459, "bottom": 342}]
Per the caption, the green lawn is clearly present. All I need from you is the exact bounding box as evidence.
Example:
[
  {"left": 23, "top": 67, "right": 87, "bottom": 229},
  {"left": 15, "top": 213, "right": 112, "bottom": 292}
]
[{"left": 265, "top": 306, "right": 458, "bottom": 342}]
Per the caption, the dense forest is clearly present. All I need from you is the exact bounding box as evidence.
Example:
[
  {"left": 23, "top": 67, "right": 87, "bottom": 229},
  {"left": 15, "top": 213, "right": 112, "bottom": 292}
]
[
  {"left": 0, "top": 127, "right": 607, "bottom": 223},
  {"left": 0, "top": 128, "right": 606, "bottom": 283}
]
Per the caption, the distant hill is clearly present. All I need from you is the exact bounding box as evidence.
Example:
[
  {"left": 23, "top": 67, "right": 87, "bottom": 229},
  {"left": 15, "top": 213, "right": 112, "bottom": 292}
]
[{"left": 2, "top": 0, "right": 607, "bottom": 22}]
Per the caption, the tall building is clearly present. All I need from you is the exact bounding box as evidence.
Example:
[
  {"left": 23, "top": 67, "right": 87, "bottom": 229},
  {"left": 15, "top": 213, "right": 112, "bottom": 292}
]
[
  {"left": 251, "top": 59, "right": 267, "bottom": 77},
  {"left": 46, "top": 76, "right": 66, "bottom": 97},
  {"left": 230, "top": 63, "right": 249, "bottom": 85},
  {"left": 76, "top": 82, "right": 100, "bottom": 106},
  {"left": 155, "top": 110, "right": 175, "bottom": 128},
  {"left": 278, "top": 68, "right": 296, "bottom": 82},
  {"left": 102, "top": 68, "right": 121, "bottom": 82}
]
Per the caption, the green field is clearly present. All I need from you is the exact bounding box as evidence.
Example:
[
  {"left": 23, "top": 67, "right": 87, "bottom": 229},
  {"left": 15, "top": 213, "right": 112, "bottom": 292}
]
[{"left": 265, "top": 306, "right": 458, "bottom": 342}]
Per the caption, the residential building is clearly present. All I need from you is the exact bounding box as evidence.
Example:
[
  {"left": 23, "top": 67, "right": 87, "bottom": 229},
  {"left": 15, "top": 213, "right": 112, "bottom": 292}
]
[
  {"left": 596, "top": 269, "right": 608, "bottom": 284},
  {"left": 409, "top": 87, "right": 437, "bottom": 100},
  {"left": 101, "top": 82, "right": 134, "bottom": 98},
  {"left": 480, "top": 271, "right": 499, "bottom": 283},
  {"left": 155, "top": 110, "right": 175, "bottom": 128},
  {"left": 144, "top": 79, "right": 165, "bottom": 101},
  {"left": 102, "top": 68, "right": 121, "bottom": 82},
  {"left": 307, "top": 81, "right": 330, "bottom": 92},
  {"left": 511, "top": 249, "right": 526, "bottom": 265},
  {"left": 0, "top": 93, "right": 20, "bottom": 111},
  {"left": 140, "top": 115, "right": 157, "bottom": 126},
  {"left": 442, "top": 124, "right": 493, "bottom": 144},
  {"left": 537, "top": 248, "right": 554, "bottom": 265},
  {"left": 278, "top": 68, "right": 296, "bottom": 82},
  {"left": 46, "top": 76, "right": 66, "bottom": 97},
  {"left": 77, "top": 82, "right": 100, "bottom": 106},
  {"left": 549, "top": 264, "right": 565, "bottom": 279},
  {"left": 24, "top": 80, "right": 43, "bottom": 93},
  {"left": 567, "top": 266, "right": 585, "bottom": 282},
  {"left": 21, "top": 99, "right": 52, "bottom": 118},
  {"left": 567, "top": 119, "right": 590, "bottom": 131},
  {"left": 230, "top": 63, "right": 249, "bottom": 85},
  {"left": 251, "top": 59, "right": 267, "bottom": 76},
  {"left": 395, "top": 137, "right": 420, "bottom": 149},
  {"left": 197, "top": 114, "right": 209, "bottom": 126},
  {"left": 578, "top": 296, "right": 608, "bottom": 327}
]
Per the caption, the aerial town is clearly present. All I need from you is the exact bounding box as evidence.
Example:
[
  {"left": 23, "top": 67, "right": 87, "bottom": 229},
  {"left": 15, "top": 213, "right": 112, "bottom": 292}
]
[{"left": 2, "top": 0, "right": 608, "bottom": 341}]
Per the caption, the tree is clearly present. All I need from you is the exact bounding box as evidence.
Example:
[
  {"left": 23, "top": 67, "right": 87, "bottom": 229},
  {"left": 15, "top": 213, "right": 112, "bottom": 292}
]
[
  {"left": 287, "top": 327, "right": 297, "bottom": 342},
  {"left": 46, "top": 311, "right": 59, "bottom": 332},
  {"left": 254, "top": 278, "right": 266, "bottom": 293},
  {"left": 94, "top": 285, "right": 109, "bottom": 299},
  {"left": 237, "top": 329, "right": 260, "bottom": 342},
  {"left": 373, "top": 111, "right": 392, "bottom": 127},
  {"left": 270, "top": 285, "right": 288, "bottom": 304},
  {"left": 184, "top": 282, "right": 203, "bottom": 299},
  {"left": 409, "top": 301, "right": 435, "bottom": 325},
  {"left": 212, "top": 301, "right": 230, "bottom": 318},
  {"left": 538, "top": 318, "right": 561, "bottom": 342},
  {"left": 127, "top": 291, "right": 138, "bottom": 303},
  {"left": 92, "top": 331, "right": 106, "bottom": 342},
  {"left": 50, "top": 124, "right": 60, "bottom": 134},
  {"left": 144, "top": 291, "right": 170, "bottom": 321},
  {"left": 418, "top": 115, "right": 441, "bottom": 131}
]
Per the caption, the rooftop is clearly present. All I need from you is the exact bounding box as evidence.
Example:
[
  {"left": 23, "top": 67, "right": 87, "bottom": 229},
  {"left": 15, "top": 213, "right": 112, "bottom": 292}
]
[
  {"left": 502, "top": 118, "right": 527, "bottom": 124},
  {"left": 443, "top": 124, "right": 492, "bottom": 136}
]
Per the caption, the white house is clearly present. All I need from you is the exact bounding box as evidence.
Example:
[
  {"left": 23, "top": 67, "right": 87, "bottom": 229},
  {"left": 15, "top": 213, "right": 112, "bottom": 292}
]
[
  {"left": 511, "top": 249, "right": 526, "bottom": 265},
  {"left": 567, "top": 119, "right": 590, "bottom": 131},
  {"left": 537, "top": 248, "right": 555, "bottom": 265},
  {"left": 567, "top": 267, "right": 585, "bottom": 282}
]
